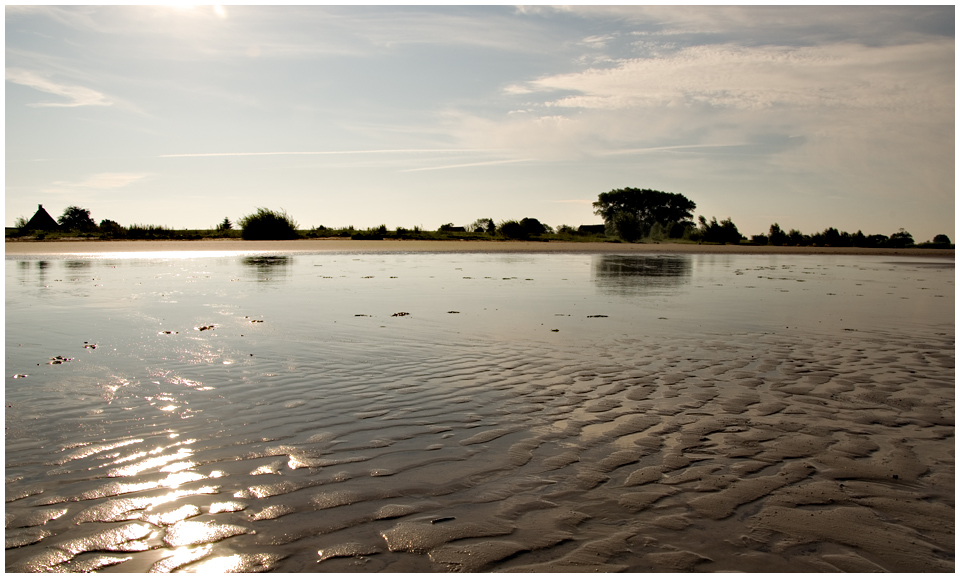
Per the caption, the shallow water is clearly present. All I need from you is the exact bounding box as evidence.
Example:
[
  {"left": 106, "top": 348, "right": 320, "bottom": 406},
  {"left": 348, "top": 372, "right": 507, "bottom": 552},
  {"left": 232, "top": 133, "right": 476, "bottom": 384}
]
[{"left": 5, "top": 251, "right": 954, "bottom": 572}]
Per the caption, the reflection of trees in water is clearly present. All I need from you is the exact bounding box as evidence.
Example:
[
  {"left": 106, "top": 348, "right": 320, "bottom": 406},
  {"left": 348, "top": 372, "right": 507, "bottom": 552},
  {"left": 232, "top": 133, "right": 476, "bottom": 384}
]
[
  {"left": 63, "top": 260, "right": 91, "bottom": 270},
  {"left": 242, "top": 256, "right": 292, "bottom": 281},
  {"left": 14, "top": 260, "right": 55, "bottom": 285},
  {"left": 593, "top": 255, "right": 692, "bottom": 294}
]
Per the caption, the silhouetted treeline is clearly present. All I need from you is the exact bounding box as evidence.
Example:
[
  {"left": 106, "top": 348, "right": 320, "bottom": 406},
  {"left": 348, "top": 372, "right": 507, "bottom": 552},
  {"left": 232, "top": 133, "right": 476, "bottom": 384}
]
[
  {"left": 8, "top": 201, "right": 953, "bottom": 248},
  {"left": 749, "top": 224, "right": 950, "bottom": 248}
]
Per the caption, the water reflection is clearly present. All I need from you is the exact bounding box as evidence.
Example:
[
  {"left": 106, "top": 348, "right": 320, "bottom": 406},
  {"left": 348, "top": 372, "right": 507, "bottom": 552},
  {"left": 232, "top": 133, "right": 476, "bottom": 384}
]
[
  {"left": 63, "top": 260, "right": 91, "bottom": 270},
  {"left": 592, "top": 255, "right": 692, "bottom": 295},
  {"left": 14, "top": 260, "right": 51, "bottom": 285},
  {"left": 241, "top": 256, "right": 291, "bottom": 282}
]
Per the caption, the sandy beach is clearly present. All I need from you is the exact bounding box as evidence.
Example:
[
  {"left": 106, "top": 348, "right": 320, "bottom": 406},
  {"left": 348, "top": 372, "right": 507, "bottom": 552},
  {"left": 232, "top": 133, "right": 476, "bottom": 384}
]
[{"left": 4, "top": 237, "right": 955, "bottom": 257}]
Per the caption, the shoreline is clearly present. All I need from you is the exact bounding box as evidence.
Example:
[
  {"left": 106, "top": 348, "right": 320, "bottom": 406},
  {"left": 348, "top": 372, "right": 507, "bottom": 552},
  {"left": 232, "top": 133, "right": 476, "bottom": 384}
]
[{"left": 4, "top": 237, "right": 955, "bottom": 257}]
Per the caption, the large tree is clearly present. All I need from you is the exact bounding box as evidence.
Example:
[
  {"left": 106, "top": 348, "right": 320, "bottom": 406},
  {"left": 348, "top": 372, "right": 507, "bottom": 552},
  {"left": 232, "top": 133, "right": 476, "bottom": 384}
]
[
  {"left": 593, "top": 188, "right": 696, "bottom": 240},
  {"left": 58, "top": 205, "right": 97, "bottom": 232}
]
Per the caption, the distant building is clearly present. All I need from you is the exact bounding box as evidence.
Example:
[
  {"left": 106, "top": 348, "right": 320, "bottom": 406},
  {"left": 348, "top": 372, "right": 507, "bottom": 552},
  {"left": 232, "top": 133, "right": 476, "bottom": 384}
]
[{"left": 23, "top": 204, "right": 60, "bottom": 231}]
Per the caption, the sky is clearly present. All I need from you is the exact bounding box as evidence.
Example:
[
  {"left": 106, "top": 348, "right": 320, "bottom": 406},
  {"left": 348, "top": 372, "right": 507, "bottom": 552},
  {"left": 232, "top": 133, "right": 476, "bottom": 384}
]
[{"left": 5, "top": 5, "right": 956, "bottom": 241}]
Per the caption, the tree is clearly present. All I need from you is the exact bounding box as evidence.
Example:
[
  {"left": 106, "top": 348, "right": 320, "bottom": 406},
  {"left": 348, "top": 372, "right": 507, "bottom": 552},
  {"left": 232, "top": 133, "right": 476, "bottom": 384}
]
[
  {"left": 217, "top": 217, "right": 233, "bottom": 231},
  {"left": 721, "top": 218, "right": 742, "bottom": 244},
  {"left": 593, "top": 188, "right": 696, "bottom": 240},
  {"left": 933, "top": 234, "right": 951, "bottom": 245},
  {"left": 607, "top": 211, "right": 642, "bottom": 242},
  {"left": 821, "top": 227, "right": 842, "bottom": 246},
  {"left": 58, "top": 206, "right": 97, "bottom": 232},
  {"left": 498, "top": 220, "right": 527, "bottom": 239},
  {"left": 698, "top": 216, "right": 742, "bottom": 244},
  {"left": 468, "top": 218, "right": 495, "bottom": 234},
  {"left": 769, "top": 223, "right": 788, "bottom": 246},
  {"left": 99, "top": 219, "right": 124, "bottom": 236},
  {"left": 238, "top": 208, "right": 299, "bottom": 240},
  {"left": 887, "top": 228, "right": 914, "bottom": 248},
  {"left": 519, "top": 217, "right": 548, "bottom": 237},
  {"left": 13, "top": 215, "right": 27, "bottom": 229}
]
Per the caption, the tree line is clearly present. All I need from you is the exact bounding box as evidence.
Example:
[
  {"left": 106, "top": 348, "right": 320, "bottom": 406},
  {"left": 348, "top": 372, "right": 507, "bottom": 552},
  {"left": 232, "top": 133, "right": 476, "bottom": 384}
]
[
  {"left": 9, "top": 195, "right": 953, "bottom": 248},
  {"left": 590, "top": 187, "right": 952, "bottom": 248}
]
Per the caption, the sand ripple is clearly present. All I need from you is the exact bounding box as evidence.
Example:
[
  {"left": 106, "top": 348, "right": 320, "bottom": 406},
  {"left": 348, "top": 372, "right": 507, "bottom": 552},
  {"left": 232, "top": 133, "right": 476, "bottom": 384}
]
[{"left": 5, "top": 327, "right": 953, "bottom": 572}]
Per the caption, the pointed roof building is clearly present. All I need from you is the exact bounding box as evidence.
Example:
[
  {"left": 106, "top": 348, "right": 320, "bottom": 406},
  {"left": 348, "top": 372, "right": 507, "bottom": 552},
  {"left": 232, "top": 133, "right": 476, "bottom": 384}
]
[{"left": 24, "top": 204, "right": 60, "bottom": 231}]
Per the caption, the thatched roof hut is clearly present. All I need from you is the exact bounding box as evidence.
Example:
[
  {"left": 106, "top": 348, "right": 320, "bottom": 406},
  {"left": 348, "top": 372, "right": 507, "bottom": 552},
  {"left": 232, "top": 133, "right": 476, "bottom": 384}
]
[{"left": 24, "top": 204, "right": 60, "bottom": 231}]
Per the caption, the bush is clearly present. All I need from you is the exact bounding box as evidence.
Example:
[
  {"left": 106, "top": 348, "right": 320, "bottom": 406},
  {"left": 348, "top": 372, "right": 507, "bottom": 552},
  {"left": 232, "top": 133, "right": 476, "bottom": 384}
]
[
  {"left": 127, "top": 224, "right": 173, "bottom": 239},
  {"left": 697, "top": 216, "right": 742, "bottom": 244},
  {"left": 239, "top": 208, "right": 299, "bottom": 240},
  {"left": 99, "top": 219, "right": 124, "bottom": 237},
  {"left": 498, "top": 220, "right": 527, "bottom": 239}
]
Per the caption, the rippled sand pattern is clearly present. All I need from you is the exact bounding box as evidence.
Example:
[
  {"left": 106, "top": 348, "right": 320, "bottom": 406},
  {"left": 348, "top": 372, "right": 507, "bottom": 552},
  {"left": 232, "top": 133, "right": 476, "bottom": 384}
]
[
  {"left": 6, "top": 325, "right": 953, "bottom": 572},
  {"left": 6, "top": 253, "right": 954, "bottom": 572}
]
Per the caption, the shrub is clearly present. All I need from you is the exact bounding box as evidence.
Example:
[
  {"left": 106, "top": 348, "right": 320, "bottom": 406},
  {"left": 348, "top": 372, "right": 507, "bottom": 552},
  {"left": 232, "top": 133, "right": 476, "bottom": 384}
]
[
  {"left": 99, "top": 219, "right": 124, "bottom": 237},
  {"left": 127, "top": 224, "right": 173, "bottom": 239},
  {"left": 698, "top": 216, "right": 742, "bottom": 244},
  {"left": 239, "top": 208, "right": 299, "bottom": 240},
  {"left": 519, "top": 217, "right": 548, "bottom": 237},
  {"left": 498, "top": 220, "right": 527, "bottom": 239}
]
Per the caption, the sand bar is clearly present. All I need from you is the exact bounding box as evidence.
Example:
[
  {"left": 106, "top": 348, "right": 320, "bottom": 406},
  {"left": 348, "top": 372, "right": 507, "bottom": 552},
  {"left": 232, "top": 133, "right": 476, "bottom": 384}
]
[{"left": 5, "top": 238, "right": 954, "bottom": 257}]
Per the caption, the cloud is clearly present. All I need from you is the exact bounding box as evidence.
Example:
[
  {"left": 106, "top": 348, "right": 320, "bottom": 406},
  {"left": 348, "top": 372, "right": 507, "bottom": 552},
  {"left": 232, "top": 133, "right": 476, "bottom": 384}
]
[
  {"left": 42, "top": 173, "right": 149, "bottom": 193},
  {"left": 159, "top": 149, "right": 491, "bottom": 158},
  {"left": 6, "top": 68, "right": 113, "bottom": 107},
  {"left": 514, "top": 41, "right": 953, "bottom": 114},
  {"left": 601, "top": 143, "right": 752, "bottom": 155},
  {"left": 548, "top": 6, "right": 953, "bottom": 46},
  {"left": 401, "top": 158, "right": 530, "bottom": 172}
]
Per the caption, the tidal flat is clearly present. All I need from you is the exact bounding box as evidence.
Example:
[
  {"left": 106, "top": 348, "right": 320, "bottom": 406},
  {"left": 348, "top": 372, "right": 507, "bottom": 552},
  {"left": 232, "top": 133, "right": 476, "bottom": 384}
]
[{"left": 5, "top": 250, "right": 954, "bottom": 572}]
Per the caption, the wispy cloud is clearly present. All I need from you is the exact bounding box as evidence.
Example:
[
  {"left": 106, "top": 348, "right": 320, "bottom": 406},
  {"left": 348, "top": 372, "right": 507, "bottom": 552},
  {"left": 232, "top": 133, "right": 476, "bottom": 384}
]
[
  {"left": 6, "top": 68, "right": 112, "bottom": 107},
  {"left": 401, "top": 159, "right": 530, "bottom": 172},
  {"left": 159, "top": 149, "right": 492, "bottom": 158},
  {"left": 42, "top": 173, "right": 148, "bottom": 193},
  {"left": 602, "top": 143, "right": 750, "bottom": 155},
  {"left": 515, "top": 41, "right": 953, "bottom": 114}
]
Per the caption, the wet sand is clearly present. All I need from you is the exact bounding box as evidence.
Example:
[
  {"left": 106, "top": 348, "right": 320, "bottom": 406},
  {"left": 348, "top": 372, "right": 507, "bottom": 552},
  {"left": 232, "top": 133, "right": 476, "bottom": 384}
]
[
  {"left": 4, "top": 237, "right": 955, "bottom": 257},
  {"left": 5, "top": 251, "right": 954, "bottom": 572}
]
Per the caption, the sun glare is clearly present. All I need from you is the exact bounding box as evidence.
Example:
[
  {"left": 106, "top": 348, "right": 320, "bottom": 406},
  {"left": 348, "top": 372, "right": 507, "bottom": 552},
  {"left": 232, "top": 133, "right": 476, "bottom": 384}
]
[{"left": 165, "top": 4, "right": 227, "bottom": 18}]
